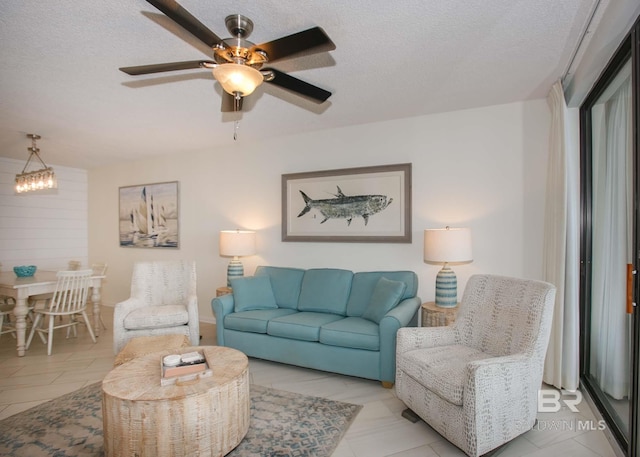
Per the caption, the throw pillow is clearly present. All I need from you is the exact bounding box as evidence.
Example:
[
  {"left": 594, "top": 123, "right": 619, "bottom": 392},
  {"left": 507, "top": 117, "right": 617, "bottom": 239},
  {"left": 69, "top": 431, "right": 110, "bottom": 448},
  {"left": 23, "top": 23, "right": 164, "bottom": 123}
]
[
  {"left": 230, "top": 276, "right": 278, "bottom": 312},
  {"left": 362, "top": 277, "right": 407, "bottom": 323}
]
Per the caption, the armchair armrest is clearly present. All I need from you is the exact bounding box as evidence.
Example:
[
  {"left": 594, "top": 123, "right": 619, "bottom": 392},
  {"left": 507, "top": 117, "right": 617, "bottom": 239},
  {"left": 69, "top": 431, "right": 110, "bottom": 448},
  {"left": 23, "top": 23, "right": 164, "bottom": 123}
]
[
  {"left": 211, "top": 294, "right": 235, "bottom": 346},
  {"left": 396, "top": 325, "right": 459, "bottom": 354},
  {"left": 185, "top": 295, "right": 199, "bottom": 345},
  {"left": 113, "top": 297, "right": 145, "bottom": 354},
  {"left": 113, "top": 298, "right": 145, "bottom": 326},
  {"left": 465, "top": 353, "right": 538, "bottom": 455}
]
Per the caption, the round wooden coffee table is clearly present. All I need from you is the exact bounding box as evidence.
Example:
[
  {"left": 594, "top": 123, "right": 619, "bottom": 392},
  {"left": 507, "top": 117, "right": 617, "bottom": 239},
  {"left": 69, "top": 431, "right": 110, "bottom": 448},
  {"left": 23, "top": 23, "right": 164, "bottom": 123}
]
[{"left": 102, "top": 346, "right": 249, "bottom": 457}]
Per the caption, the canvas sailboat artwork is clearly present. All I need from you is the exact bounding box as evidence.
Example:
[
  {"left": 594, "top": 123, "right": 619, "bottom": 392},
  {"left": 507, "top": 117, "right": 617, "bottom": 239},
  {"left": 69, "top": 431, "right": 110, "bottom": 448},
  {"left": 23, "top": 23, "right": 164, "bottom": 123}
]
[{"left": 119, "top": 182, "right": 178, "bottom": 248}]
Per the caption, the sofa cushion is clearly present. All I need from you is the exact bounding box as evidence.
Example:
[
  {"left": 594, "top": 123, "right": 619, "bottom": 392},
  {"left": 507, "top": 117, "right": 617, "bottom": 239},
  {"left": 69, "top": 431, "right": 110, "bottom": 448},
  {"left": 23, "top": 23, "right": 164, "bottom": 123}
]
[
  {"left": 319, "top": 317, "right": 380, "bottom": 351},
  {"left": 267, "top": 312, "right": 343, "bottom": 342},
  {"left": 225, "top": 308, "right": 297, "bottom": 334},
  {"left": 398, "top": 344, "right": 491, "bottom": 405},
  {"left": 254, "top": 266, "right": 305, "bottom": 309},
  {"left": 297, "top": 269, "right": 353, "bottom": 315},
  {"left": 362, "top": 277, "right": 407, "bottom": 323},
  {"left": 124, "top": 304, "right": 188, "bottom": 330},
  {"left": 230, "top": 276, "right": 278, "bottom": 312},
  {"left": 346, "top": 271, "right": 418, "bottom": 317}
]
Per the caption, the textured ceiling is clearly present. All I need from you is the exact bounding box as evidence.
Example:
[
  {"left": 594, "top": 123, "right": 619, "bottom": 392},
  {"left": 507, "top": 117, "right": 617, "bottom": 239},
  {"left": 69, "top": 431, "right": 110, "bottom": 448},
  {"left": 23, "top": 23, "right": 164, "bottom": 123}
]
[{"left": 0, "top": 0, "right": 599, "bottom": 169}]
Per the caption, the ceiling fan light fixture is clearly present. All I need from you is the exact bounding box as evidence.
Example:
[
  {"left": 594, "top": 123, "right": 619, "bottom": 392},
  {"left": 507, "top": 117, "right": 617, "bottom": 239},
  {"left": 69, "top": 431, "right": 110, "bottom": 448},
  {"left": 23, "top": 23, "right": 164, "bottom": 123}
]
[{"left": 213, "top": 63, "right": 263, "bottom": 97}]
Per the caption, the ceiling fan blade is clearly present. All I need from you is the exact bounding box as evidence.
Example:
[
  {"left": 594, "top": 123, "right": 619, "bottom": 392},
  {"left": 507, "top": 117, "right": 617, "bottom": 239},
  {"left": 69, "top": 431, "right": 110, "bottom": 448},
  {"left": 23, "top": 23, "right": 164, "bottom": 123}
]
[
  {"left": 120, "top": 60, "right": 214, "bottom": 75},
  {"left": 263, "top": 68, "right": 331, "bottom": 103},
  {"left": 221, "top": 92, "right": 243, "bottom": 112},
  {"left": 251, "top": 27, "right": 335, "bottom": 63},
  {"left": 146, "top": 0, "right": 225, "bottom": 48}
]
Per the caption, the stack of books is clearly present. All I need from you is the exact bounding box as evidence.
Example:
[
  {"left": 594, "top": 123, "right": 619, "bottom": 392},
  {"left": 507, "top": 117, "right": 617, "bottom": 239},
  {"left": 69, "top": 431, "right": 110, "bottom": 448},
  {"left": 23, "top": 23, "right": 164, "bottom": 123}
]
[{"left": 161, "top": 351, "right": 212, "bottom": 386}]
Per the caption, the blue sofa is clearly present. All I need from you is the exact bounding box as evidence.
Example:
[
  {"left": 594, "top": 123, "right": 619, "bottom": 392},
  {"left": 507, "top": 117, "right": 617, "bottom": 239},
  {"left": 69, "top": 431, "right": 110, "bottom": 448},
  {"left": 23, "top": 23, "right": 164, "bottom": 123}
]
[{"left": 211, "top": 266, "right": 421, "bottom": 386}]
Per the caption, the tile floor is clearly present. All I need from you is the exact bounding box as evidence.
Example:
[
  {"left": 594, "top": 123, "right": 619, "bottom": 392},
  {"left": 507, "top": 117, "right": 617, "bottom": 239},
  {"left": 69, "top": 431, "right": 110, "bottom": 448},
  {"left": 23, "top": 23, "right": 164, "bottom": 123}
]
[{"left": 0, "top": 306, "right": 624, "bottom": 457}]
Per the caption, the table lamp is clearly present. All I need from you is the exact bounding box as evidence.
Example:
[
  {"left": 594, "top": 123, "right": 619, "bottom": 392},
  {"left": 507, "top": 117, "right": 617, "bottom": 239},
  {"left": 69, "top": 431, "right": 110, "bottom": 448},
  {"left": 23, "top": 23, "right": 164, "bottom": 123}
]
[
  {"left": 423, "top": 227, "right": 473, "bottom": 307},
  {"left": 219, "top": 230, "right": 256, "bottom": 286}
]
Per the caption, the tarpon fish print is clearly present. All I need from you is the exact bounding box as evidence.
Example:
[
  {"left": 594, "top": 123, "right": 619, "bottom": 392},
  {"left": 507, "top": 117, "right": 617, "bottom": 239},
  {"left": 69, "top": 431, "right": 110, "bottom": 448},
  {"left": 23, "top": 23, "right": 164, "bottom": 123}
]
[{"left": 297, "top": 186, "right": 392, "bottom": 226}]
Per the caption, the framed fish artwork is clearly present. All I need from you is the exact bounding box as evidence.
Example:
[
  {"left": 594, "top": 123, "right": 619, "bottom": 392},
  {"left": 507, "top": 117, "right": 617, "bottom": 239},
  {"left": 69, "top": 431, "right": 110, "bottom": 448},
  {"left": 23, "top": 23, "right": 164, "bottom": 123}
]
[
  {"left": 118, "top": 181, "right": 179, "bottom": 248},
  {"left": 282, "top": 163, "right": 411, "bottom": 242}
]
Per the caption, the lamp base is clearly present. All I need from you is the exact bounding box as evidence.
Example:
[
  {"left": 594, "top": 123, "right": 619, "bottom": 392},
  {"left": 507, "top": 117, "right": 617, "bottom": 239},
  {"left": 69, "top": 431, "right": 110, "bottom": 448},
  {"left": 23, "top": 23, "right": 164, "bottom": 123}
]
[
  {"left": 435, "top": 266, "right": 458, "bottom": 308},
  {"left": 227, "top": 259, "right": 244, "bottom": 287}
]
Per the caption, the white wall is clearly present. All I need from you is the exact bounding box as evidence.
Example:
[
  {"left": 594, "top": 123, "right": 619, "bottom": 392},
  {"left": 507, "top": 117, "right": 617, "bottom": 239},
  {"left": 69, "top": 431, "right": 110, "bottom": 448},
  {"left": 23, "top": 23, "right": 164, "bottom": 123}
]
[
  {"left": 88, "top": 99, "right": 551, "bottom": 323},
  {"left": 0, "top": 157, "right": 88, "bottom": 271}
]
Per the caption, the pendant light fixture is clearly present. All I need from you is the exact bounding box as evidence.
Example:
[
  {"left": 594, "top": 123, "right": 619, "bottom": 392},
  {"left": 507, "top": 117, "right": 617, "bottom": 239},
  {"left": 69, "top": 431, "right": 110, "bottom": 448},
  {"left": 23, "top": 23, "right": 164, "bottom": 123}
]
[{"left": 15, "top": 134, "right": 57, "bottom": 194}]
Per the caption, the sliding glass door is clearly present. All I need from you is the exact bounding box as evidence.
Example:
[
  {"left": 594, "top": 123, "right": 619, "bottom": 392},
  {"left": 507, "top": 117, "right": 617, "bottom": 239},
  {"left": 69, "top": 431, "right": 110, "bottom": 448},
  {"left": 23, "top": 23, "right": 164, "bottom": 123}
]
[{"left": 580, "top": 19, "right": 638, "bottom": 456}]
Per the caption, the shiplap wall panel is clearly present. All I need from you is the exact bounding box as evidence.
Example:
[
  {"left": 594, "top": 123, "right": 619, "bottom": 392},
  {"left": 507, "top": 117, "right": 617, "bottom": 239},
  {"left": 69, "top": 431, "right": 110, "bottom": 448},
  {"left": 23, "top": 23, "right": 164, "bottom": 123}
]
[{"left": 0, "top": 157, "right": 88, "bottom": 271}]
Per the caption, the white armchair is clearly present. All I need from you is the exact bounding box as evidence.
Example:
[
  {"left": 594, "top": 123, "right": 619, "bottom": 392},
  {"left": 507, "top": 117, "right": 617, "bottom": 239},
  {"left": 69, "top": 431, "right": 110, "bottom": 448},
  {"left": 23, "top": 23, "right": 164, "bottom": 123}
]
[
  {"left": 396, "top": 274, "right": 556, "bottom": 457},
  {"left": 113, "top": 260, "right": 199, "bottom": 355}
]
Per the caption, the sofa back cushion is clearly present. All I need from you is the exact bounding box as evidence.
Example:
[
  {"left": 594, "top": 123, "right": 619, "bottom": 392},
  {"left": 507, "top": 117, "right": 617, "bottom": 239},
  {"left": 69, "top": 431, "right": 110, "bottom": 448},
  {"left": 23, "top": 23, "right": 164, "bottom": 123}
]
[
  {"left": 346, "top": 271, "right": 418, "bottom": 316},
  {"left": 297, "top": 268, "right": 353, "bottom": 315},
  {"left": 254, "top": 266, "right": 305, "bottom": 309},
  {"left": 230, "top": 276, "right": 278, "bottom": 312}
]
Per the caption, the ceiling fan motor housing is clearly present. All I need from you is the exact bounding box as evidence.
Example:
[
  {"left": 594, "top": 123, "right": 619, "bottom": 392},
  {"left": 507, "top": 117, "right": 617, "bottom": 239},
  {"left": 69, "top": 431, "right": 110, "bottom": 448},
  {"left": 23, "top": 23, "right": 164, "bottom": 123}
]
[
  {"left": 213, "top": 15, "right": 267, "bottom": 68},
  {"left": 214, "top": 40, "right": 267, "bottom": 67},
  {"left": 225, "top": 14, "right": 253, "bottom": 38}
]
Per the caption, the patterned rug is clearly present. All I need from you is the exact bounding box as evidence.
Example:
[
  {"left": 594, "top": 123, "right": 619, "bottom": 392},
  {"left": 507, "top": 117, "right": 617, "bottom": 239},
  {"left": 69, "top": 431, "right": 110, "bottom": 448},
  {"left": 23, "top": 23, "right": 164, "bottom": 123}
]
[{"left": 0, "top": 382, "right": 362, "bottom": 456}]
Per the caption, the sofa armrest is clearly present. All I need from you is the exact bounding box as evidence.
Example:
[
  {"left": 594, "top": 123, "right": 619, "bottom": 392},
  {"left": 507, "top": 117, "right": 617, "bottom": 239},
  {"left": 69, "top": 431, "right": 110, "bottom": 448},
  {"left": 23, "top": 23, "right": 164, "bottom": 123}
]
[
  {"left": 379, "top": 296, "right": 421, "bottom": 383},
  {"left": 396, "top": 325, "right": 459, "bottom": 354},
  {"left": 210, "top": 294, "right": 235, "bottom": 346},
  {"left": 465, "top": 353, "right": 538, "bottom": 454}
]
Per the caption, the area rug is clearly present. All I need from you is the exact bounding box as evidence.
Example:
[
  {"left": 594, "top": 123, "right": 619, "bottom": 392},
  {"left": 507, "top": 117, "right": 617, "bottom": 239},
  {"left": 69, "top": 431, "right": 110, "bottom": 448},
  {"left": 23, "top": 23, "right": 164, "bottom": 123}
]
[{"left": 0, "top": 382, "right": 362, "bottom": 457}]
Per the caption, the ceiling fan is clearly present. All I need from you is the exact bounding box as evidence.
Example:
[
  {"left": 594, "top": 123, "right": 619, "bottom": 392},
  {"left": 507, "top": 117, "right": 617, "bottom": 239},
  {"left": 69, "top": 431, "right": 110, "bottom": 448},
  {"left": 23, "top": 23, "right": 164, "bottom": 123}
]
[{"left": 120, "top": 0, "right": 336, "bottom": 112}]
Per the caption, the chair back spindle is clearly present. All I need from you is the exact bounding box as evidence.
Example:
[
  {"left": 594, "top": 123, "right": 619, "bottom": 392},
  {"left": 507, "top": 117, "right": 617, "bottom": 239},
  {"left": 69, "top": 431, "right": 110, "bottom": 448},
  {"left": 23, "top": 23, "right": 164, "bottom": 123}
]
[{"left": 50, "top": 270, "right": 92, "bottom": 315}]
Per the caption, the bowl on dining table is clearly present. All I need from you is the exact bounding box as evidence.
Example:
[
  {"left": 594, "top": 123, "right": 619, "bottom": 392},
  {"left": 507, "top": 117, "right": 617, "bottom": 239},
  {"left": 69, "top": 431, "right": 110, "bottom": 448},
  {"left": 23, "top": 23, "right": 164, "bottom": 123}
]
[{"left": 13, "top": 265, "right": 37, "bottom": 277}]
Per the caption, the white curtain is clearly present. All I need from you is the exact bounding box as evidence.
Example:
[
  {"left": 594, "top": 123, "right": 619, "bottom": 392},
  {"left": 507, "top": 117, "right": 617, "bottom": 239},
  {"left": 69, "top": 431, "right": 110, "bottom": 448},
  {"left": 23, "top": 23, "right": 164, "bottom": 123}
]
[
  {"left": 589, "top": 72, "right": 632, "bottom": 400},
  {"left": 542, "top": 80, "right": 580, "bottom": 390}
]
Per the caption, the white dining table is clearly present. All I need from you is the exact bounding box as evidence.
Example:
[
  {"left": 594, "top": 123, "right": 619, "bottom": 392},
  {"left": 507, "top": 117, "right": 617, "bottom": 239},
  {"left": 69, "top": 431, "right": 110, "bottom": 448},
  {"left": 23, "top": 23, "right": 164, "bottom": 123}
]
[{"left": 0, "top": 270, "right": 105, "bottom": 356}]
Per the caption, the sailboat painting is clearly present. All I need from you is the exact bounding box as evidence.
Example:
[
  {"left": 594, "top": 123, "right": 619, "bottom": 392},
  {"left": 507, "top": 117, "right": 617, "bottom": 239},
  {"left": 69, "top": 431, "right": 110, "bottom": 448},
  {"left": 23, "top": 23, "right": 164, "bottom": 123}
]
[{"left": 119, "top": 181, "right": 179, "bottom": 248}]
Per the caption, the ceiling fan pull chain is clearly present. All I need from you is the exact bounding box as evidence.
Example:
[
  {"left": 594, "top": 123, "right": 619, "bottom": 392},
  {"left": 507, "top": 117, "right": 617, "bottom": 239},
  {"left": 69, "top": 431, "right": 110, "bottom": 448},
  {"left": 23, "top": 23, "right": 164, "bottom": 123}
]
[{"left": 234, "top": 119, "right": 240, "bottom": 141}]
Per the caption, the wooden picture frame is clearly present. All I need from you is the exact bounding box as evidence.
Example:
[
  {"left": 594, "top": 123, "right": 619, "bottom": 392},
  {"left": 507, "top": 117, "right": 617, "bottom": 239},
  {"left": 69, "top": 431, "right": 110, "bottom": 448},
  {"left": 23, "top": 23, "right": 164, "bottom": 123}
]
[
  {"left": 282, "top": 163, "right": 411, "bottom": 243},
  {"left": 119, "top": 181, "right": 179, "bottom": 248}
]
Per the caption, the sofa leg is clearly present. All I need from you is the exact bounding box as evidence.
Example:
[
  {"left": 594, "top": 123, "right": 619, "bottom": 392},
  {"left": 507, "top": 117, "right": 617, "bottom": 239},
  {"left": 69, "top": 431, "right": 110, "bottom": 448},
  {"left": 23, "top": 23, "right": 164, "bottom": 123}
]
[
  {"left": 381, "top": 381, "right": 394, "bottom": 389},
  {"left": 401, "top": 408, "right": 420, "bottom": 423}
]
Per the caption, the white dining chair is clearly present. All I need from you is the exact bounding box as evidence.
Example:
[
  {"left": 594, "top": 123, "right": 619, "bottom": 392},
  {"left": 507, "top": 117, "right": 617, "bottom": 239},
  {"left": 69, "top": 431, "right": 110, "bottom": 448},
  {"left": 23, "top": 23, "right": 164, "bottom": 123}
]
[
  {"left": 26, "top": 269, "right": 97, "bottom": 355},
  {"left": 0, "top": 302, "right": 17, "bottom": 341},
  {"left": 0, "top": 262, "right": 16, "bottom": 308}
]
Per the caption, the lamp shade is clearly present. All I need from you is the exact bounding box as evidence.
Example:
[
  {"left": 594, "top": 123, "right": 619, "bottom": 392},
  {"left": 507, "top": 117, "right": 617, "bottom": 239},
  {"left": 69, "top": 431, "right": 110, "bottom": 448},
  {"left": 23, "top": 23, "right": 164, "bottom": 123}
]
[
  {"left": 423, "top": 227, "right": 472, "bottom": 264},
  {"left": 219, "top": 230, "right": 256, "bottom": 257},
  {"left": 213, "top": 63, "right": 264, "bottom": 97}
]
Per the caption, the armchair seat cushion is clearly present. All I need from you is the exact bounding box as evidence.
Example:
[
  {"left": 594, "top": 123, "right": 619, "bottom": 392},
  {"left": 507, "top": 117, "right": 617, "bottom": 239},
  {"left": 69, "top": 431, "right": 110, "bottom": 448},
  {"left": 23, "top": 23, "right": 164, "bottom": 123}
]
[
  {"left": 124, "top": 304, "right": 189, "bottom": 330},
  {"left": 399, "top": 344, "right": 491, "bottom": 405}
]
